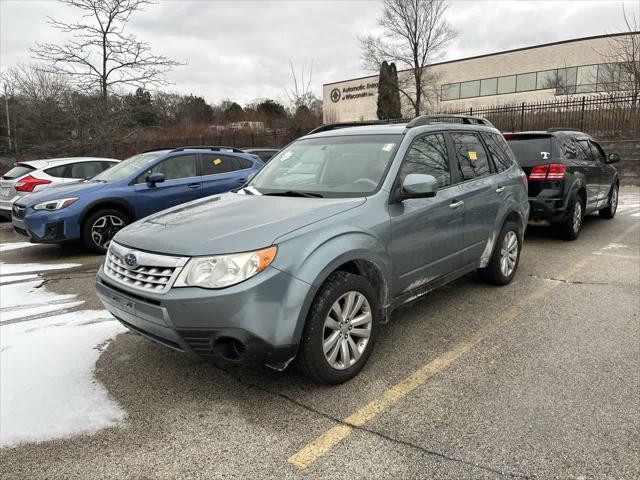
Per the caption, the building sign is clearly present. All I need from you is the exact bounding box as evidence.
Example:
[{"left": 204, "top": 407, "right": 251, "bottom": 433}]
[{"left": 330, "top": 82, "right": 378, "bottom": 102}]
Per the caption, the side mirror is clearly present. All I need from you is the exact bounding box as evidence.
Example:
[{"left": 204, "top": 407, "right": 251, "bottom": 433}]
[
  {"left": 401, "top": 174, "right": 438, "bottom": 199},
  {"left": 607, "top": 152, "right": 620, "bottom": 164},
  {"left": 146, "top": 172, "right": 165, "bottom": 187}
]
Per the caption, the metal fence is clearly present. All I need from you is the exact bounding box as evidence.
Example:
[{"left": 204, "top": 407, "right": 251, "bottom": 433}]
[{"left": 436, "top": 94, "right": 639, "bottom": 139}]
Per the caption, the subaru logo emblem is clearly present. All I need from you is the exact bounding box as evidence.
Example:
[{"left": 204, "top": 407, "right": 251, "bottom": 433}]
[{"left": 124, "top": 253, "right": 138, "bottom": 268}]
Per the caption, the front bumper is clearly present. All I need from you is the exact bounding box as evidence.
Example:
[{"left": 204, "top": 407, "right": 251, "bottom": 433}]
[
  {"left": 95, "top": 263, "right": 314, "bottom": 367},
  {"left": 12, "top": 206, "right": 81, "bottom": 243}
]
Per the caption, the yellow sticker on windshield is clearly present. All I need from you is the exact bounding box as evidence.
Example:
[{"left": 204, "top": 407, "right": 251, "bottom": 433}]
[
  {"left": 468, "top": 151, "right": 478, "bottom": 160},
  {"left": 213, "top": 158, "right": 222, "bottom": 165}
]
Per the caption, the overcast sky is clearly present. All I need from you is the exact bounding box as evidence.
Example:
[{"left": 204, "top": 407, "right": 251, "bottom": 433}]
[{"left": 1, "top": 0, "right": 637, "bottom": 106}]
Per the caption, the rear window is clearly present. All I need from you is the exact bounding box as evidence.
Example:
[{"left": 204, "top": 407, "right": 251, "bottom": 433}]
[
  {"left": 506, "top": 136, "right": 556, "bottom": 166},
  {"left": 2, "top": 164, "right": 35, "bottom": 180}
]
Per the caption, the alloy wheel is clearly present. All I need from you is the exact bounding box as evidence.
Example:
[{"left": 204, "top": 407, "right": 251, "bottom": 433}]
[
  {"left": 499, "top": 230, "right": 518, "bottom": 278},
  {"left": 573, "top": 201, "right": 582, "bottom": 233},
  {"left": 322, "top": 291, "right": 372, "bottom": 370},
  {"left": 91, "top": 215, "right": 125, "bottom": 249}
]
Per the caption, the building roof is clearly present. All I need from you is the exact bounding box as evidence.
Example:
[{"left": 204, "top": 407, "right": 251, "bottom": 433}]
[{"left": 323, "top": 32, "right": 638, "bottom": 87}]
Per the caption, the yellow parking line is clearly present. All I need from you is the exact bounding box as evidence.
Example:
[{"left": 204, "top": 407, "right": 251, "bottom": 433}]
[{"left": 288, "top": 223, "right": 639, "bottom": 470}]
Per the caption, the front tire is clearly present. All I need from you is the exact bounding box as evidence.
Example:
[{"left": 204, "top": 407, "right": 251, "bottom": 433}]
[
  {"left": 479, "top": 219, "right": 522, "bottom": 285},
  {"left": 297, "top": 272, "right": 379, "bottom": 384},
  {"left": 82, "top": 208, "right": 129, "bottom": 254},
  {"left": 599, "top": 183, "right": 618, "bottom": 219}
]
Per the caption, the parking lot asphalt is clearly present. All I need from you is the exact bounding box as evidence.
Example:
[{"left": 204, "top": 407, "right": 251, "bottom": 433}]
[{"left": 1, "top": 187, "right": 638, "bottom": 480}]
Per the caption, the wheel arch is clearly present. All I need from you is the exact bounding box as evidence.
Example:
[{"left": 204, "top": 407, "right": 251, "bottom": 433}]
[{"left": 79, "top": 198, "right": 135, "bottom": 228}]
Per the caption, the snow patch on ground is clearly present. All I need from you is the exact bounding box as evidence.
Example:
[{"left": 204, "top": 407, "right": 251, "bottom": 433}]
[
  {"left": 0, "top": 309, "right": 127, "bottom": 447},
  {"left": 0, "top": 242, "right": 37, "bottom": 252},
  {"left": 602, "top": 243, "right": 628, "bottom": 251},
  {"left": 0, "top": 278, "right": 82, "bottom": 323},
  {"left": 0, "top": 274, "right": 39, "bottom": 285},
  {"left": 0, "top": 262, "right": 81, "bottom": 275}
]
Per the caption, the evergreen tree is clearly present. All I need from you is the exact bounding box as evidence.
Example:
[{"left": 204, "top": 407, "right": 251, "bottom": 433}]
[{"left": 377, "top": 61, "right": 402, "bottom": 120}]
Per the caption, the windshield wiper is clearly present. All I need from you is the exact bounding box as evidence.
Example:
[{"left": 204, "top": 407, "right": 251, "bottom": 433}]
[{"left": 264, "top": 190, "right": 324, "bottom": 198}]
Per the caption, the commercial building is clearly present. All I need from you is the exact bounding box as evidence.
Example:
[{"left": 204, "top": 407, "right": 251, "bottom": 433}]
[{"left": 322, "top": 33, "right": 637, "bottom": 122}]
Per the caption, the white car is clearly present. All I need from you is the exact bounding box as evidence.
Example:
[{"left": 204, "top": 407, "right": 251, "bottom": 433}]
[{"left": 0, "top": 157, "right": 119, "bottom": 218}]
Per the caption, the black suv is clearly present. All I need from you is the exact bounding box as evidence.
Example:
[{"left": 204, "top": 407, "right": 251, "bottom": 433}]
[{"left": 505, "top": 129, "right": 620, "bottom": 240}]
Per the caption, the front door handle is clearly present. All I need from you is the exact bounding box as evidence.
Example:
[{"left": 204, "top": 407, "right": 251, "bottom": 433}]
[
  {"left": 449, "top": 200, "right": 464, "bottom": 209},
  {"left": 188, "top": 183, "right": 201, "bottom": 189},
  {"left": 495, "top": 186, "right": 505, "bottom": 193}
]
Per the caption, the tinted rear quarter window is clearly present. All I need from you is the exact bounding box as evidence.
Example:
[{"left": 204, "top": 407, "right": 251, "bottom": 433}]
[
  {"left": 2, "top": 165, "right": 35, "bottom": 180},
  {"left": 506, "top": 136, "right": 555, "bottom": 166},
  {"left": 450, "top": 132, "right": 491, "bottom": 180},
  {"left": 481, "top": 132, "right": 514, "bottom": 172},
  {"left": 237, "top": 157, "right": 253, "bottom": 169},
  {"left": 44, "top": 164, "right": 68, "bottom": 178}
]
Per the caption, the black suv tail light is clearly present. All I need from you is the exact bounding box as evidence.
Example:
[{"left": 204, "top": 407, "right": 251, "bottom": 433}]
[{"left": 528, "top": 163, "right": 566, "bottom": 180}]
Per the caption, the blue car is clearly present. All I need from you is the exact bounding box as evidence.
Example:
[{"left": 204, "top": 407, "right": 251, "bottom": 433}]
[{"left": 12, "top": 146, "right": 263, "bottom": 253}]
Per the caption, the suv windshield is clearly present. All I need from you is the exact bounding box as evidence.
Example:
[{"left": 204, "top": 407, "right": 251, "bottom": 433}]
[
  {"left": 92, "top": 151, "right": 169, "bottom": 182},
  {"left": 248, "top": 134, "right": 401, "bottom": 197}
]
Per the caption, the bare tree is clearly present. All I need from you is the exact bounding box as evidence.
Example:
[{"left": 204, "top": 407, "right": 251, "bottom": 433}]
[
  {"left": 285, "top": 60, "right": 318, "bottom": 111},
  {"left": 596, "top": 8, "right": 640, "bottom": 106},
  {"left": 360, "top": 0, "right": 456, "bottom": 116},
  {"left": 31, "top": 0, "right": 182, "bottom": 107}
]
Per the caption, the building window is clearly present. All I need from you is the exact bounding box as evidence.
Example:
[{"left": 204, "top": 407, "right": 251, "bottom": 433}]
[
  {"left": 460, "top": 80, "right": 480, "bottom": 99},
  {"left": 516, "top": 72, "right": 537, "bottom": 92},
  {"left": 480, "top": 77, "right": 498, "bottom": 96},
  {"left": 536, "top": 69, "right": 557, "bottom": 90},
  {"left": 497, "top": 75, "right": 516, "bottom": 94},
  {"left": 441, "top": 83, "right": 460, "bottom": 101},
  {"left": 438, "top": 61, "right": 629, "bottom": 101}
]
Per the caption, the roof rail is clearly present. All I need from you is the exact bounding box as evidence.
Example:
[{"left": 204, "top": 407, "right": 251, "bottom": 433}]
[
  {"left": 307, "top": 121, "right": 396, "bottom": 135},
  {"left": 170, "top": 146, "right": 245, "bottom": 153},
  {"left": 546, "top": 127, "right": 582, "bottom": 133},
  {"left": 142, "top": 147, "right": 174, "bottom": 153},
  {"left": 406, "top": 114, "right": 495, "bottom": 129}
]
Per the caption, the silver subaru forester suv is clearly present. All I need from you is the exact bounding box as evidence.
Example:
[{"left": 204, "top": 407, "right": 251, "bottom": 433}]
[{"left": 96, "top": 115, "right": 529, "bottom": 384}]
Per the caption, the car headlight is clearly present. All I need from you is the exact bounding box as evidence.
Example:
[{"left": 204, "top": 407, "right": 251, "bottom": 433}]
[
  {"left": 174, "top": 246, "right": 277, "bottom": 289},
  {"left": 33, "top": 197, "right": 79, "bottom": 211}
]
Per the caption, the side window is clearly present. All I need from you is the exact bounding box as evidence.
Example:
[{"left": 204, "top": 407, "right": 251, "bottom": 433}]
[
  {"left": 589, "top": 141, "right": 606, "bottom": 163},
  {"left": 399, "top": 133, "right": 451, "bottom": 188},
  {"left": 200, "top": 154, "right": 240, "bottom": 175},
  {"left": 44, "top": 165, "right": 68, "bottom": 178},
  {"left": 450, "top": 132, "right": 491, "bottom": 181},
  {"left": 68, "top": 161, "right": 106, "bottom": 179},
  {"left": 102, "top": 161, "right": 117, "bottom": 171},
  {"left": 237, "top": 157, "right": 253, "bottom": 169},
  {"left": 576, "top": 140, "right": 594, "bottom": 161},
  {"left": 481, "top": 132, "right": 513, "bottom": 173},
  {"left": 138, "top": 154, "right": 197, "bottom": 183}
]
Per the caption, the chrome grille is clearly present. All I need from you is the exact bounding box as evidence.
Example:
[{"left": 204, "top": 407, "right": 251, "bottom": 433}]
[{"left": 103, "top": 242, "right": 188, "bottom": 294}]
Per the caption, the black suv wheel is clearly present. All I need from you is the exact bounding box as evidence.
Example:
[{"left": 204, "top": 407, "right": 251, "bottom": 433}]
[
  {"left": 599, "top": 183, "right": 618, "bottom": 219},
  {"left": 555, "top": 195, "right": 584, "bottom": 241}
]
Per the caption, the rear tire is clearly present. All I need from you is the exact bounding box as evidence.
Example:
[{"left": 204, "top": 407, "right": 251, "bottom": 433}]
[
  {"left": 555, "top": 195, "right": 583, "bottom": 241},
  {"left": 296, "top": 272, "right": 379, "bottom": 384},
  {"left": 479, "top": 219, "right": 522, "bottom": 285},
  {"left": 599, "top": 183, "right": 618, "bottom": 219},
  {"left": 81, "top": 208, "right": 129, "bottom": 254}
]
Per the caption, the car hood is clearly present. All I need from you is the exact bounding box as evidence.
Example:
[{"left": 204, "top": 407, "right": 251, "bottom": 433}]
[
  {"left": 17, "top": 181, "right": 105, "bottom": 206},
  {"left": 115, "top": 192, "right": 366, "bottom": 256}
]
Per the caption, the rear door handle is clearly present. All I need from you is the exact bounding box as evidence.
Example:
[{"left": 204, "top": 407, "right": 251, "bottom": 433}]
[
  {"left": 188, "top": 183, "right": 201, "bottom": 189},
  {"left": 236, "top": 178, "right": 247, "bottom": 184},
  {"left": 495, "top": 186, "right": 505, "bottom": 193},
  {"left": 449, "top": 200, "right": 464, "bottom": 209}
]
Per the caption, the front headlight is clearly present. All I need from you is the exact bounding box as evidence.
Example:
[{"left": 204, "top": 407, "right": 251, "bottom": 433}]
[
  {"left": 174, "top": 246, "right": 277, "bottom": 289},
  {"left": 33, "top": 197, "right": 79, "bottom": 211}
]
